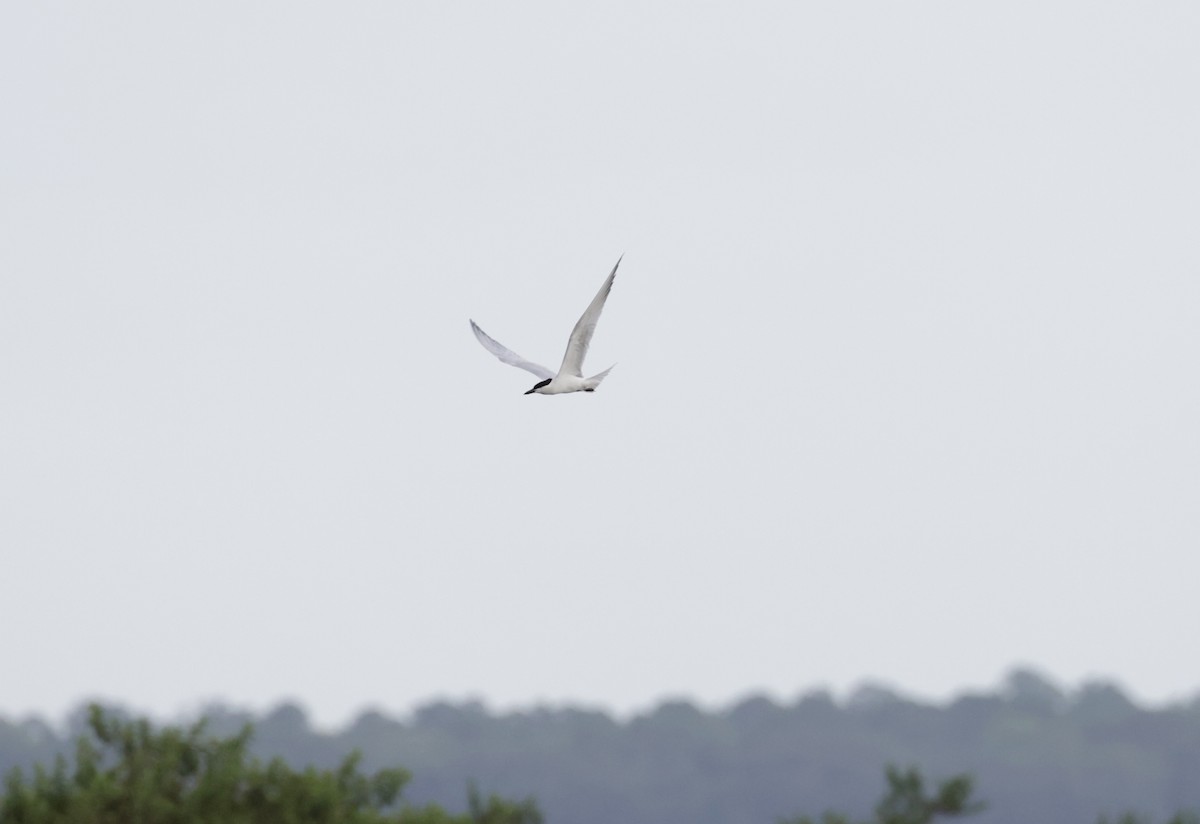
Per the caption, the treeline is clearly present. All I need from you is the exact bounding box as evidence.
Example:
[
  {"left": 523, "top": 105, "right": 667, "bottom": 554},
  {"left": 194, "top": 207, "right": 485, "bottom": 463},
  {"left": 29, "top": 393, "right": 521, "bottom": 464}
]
[
  {"left": 0, "top": 709, "right": 985, "bottom": 824},
  {"left": 1, "top": 705, "right": 542, "bottom": 824},
  {"left": 3, "top": 669, "right": 1199, "bottom": 824}
]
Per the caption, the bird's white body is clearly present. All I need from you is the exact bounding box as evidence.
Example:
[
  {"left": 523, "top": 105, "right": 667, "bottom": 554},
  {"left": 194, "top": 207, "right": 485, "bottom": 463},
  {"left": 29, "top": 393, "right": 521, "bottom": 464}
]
[
  {"left": 530, "top": 369, "right": 614, "bottom": 395},
  {"left": 470, "top": 257, "right": 621, "bottom": 395}
]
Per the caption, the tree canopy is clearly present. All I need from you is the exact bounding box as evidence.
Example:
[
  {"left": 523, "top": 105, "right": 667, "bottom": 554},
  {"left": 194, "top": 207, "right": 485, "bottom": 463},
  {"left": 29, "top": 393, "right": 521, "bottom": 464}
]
[
  {"left": 4, "top": 670, "right": 1200, "bottom": 824},
  {"left": 0, "top": 705, "right": 540, "bottom": 824},
  {"left": 782, "top": 765, "right": 983, "bottom": 824}
]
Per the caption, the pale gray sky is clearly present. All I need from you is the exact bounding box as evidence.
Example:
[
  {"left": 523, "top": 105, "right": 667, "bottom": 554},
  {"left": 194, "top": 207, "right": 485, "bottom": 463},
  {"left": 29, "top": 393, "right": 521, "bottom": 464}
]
[{"left": 3, "top": 3, "right": 1198, "bottom": 728}]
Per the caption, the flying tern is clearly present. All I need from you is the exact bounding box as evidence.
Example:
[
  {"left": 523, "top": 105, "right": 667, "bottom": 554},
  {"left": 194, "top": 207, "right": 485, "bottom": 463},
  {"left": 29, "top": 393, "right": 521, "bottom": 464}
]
[{"left": 470, "top": 257, "right": 621, "bottom": 395}]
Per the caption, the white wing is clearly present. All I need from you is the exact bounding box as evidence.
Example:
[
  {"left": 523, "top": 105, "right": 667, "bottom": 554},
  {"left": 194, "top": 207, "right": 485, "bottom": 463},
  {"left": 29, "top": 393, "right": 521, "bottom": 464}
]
[
  {"left": 557, "top": 255, "right": 621, "bottom": 378},
  {"left": 470, "top": 319, "right": 555, "bottom": 380}
]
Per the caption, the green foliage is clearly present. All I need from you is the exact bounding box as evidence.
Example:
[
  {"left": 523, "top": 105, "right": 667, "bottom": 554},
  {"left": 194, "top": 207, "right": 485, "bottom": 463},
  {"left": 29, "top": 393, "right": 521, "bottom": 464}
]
[
  {"left": 1097, "top": 813, "right": 1200, "bottom": 824},
  {"left": 781, "top": 766, "right": 983, "bottom": 824},
  {"left": 5, "top": 674, "right": 1200, "bottom": 824},
  {"left": 874, "top": 766, "right": 983, "bottom": 824},
  {"left": 465, "top": 782, "right": 543, "bottom": 824},
  {"left": 0, "top": 705, "right": 540, "bottom": 824}
]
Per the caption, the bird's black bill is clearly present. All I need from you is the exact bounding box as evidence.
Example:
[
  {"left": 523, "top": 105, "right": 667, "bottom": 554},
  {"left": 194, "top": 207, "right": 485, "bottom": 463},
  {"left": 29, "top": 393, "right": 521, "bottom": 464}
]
[{"left": 524, "top": 387, "right": 536, "bottom": 394}]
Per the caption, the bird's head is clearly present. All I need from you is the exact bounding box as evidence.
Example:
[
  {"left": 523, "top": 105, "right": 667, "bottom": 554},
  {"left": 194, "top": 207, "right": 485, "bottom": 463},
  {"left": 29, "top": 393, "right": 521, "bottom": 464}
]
[{"left": 525, "top": 378, "right": 552, "bottom": 395}]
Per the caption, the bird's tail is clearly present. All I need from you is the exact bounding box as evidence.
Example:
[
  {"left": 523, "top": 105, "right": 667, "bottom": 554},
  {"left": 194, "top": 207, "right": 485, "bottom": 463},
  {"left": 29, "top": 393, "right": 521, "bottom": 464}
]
[{"left": 583, "top": 365, "right": 615, "bottom": 391}]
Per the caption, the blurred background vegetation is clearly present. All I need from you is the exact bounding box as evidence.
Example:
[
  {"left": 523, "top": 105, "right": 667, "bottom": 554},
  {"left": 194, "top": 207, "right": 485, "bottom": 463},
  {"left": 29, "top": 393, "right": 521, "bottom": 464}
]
[{"left": 3, "top": 669, "right": 1198, "bottom": 824}]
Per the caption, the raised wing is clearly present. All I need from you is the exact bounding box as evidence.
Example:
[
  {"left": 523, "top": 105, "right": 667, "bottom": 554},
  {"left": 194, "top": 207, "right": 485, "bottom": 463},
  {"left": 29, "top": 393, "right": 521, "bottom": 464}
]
[
  {"left": 557, "top": 255, "right": 621, "bottom": 378},
  {"left": 470, "top": 319, "right": 555, "bottom": 380}
]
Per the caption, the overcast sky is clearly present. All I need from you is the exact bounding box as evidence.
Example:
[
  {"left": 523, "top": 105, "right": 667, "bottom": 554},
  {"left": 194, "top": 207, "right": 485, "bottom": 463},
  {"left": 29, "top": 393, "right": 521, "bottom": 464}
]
[{"left": 3, "top": 3, "right": 1198, "bottom": 728}]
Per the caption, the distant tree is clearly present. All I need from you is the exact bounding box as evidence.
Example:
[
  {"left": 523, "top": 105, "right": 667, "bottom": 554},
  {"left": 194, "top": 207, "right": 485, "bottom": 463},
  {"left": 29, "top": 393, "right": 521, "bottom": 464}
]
[
  {"left": 1003, "top": 668, "right": 1066, "bottom": 715},
  {"left": 1096, "top": 812, "right": 1200, "bottom": 824},
  {"left": 1071, "top": 681, "right": 1139, "bottom": 726},
  {"left": 466, "top": 782, "right": 543, "bottom": 824},
  {"left": 0, "top": 704, "right": 541, "bottom": 824},
  {"left": 845, "top": 684, "right": 906, "bottom": 712},
  {"left": 781, "top": 765, "right": 984, "bottom": 824}
]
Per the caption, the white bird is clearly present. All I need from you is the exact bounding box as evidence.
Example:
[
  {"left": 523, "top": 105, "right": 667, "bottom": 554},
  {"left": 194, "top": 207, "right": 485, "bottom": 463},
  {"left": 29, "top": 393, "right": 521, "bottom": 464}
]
[{"left": 470, "top": 257, "right": 621, "bottom": 395}]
